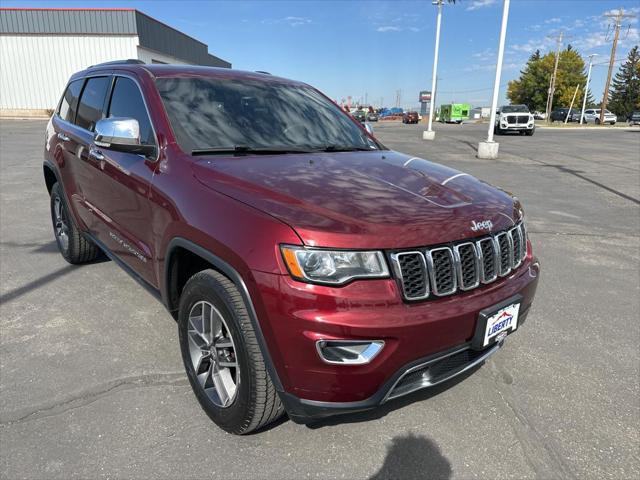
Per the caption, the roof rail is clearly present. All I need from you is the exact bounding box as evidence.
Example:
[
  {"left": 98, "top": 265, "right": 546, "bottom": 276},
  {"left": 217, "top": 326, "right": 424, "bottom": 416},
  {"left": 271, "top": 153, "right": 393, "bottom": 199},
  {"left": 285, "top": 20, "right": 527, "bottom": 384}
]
[
  {"left": 255, "top": 71, "right": 271, "bottom": 75},
  {"left": 89, "top": 59, "right": 145, "bottom": 68}
]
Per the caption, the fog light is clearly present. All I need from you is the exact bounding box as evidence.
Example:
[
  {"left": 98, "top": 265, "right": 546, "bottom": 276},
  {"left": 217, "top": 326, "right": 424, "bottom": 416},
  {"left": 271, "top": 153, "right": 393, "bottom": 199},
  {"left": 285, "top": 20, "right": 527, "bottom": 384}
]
[{"left": 316, "top": 340, "right": 384, "bottom": 365}]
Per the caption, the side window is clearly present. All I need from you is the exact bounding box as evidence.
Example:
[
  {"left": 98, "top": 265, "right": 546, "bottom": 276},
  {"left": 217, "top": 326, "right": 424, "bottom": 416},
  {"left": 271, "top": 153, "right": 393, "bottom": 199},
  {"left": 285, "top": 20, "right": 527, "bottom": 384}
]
[
  {"left": 75, "top": 76, "right": 110, "bottom": 131},
  {"left": 107, "top": 77, "right": 154, "bottom": 145},
  {"left": 57, "top": 79, "right": 83, "bottom": 123}
]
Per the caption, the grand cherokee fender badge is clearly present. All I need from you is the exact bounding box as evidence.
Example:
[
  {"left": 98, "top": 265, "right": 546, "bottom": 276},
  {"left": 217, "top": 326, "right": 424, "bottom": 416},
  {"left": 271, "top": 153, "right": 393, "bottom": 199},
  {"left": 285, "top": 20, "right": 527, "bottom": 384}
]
[{"left": 471, "top": 220, "right": 493, "bottom": 232}]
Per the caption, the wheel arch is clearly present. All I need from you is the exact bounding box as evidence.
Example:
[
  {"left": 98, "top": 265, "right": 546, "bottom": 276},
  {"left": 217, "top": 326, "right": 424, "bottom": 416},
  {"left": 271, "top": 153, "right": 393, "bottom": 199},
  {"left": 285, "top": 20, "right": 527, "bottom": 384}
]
[
  {"left": 43, "top": 160, "right": 59, "bottom": 194},
  {"left": 163, "top": 237, "right": 284, "bottom": 393}
]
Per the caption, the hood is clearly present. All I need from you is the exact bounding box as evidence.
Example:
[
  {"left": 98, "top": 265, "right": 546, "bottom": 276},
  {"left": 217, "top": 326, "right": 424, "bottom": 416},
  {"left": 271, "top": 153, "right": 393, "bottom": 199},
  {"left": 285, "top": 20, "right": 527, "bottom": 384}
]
[{"left": 192, "top": 150, "right": 522, "bottom": 249}]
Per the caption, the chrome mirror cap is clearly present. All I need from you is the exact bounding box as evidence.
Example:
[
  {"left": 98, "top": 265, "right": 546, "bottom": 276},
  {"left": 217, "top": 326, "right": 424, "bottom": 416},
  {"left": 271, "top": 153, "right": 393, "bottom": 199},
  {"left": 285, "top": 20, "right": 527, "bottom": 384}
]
[{"left": 94, "top": 117, "right": 141, "bottom": 148}]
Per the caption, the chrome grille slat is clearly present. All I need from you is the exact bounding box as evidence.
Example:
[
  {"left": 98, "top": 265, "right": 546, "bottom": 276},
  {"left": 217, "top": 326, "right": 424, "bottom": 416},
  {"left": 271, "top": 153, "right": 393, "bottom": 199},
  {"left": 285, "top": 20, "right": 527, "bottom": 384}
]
[
  {"left": 393, "top": 223, "right": 527, "bottom": 301},
  {"left": 510, "top": 225, "right": 523, "bottom": 268},
  {"left": 391, "top": 251, "right": 429, "bottom": 300},
  {"left": 477, "top": 237, "right": 498, "bottom": 283},
  {"left": 453, "top": 242, "right": 480, "bottom": 291},
  {"left": 425, "top": 247, "right": 457, "bottom": 296},
  {"left": 495, "top": 232, "right": 513, "bottom": 277}
]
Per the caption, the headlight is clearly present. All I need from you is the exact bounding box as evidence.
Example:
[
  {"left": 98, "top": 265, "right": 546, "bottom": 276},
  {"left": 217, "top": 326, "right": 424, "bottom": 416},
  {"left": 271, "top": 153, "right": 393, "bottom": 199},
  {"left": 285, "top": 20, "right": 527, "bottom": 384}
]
[{"left": 280, "top": 246, "right": 389, "bottom": 285}]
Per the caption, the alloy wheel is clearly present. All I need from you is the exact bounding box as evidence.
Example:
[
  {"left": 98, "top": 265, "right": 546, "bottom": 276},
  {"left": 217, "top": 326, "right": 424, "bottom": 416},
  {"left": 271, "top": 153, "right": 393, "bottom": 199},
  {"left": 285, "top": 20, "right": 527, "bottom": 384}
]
[
  {"left": 53, "top": 197, "right": 69, "bottom": 252},
  {"left": 187, "top": 301, "right": 239, "bottom": 407}
]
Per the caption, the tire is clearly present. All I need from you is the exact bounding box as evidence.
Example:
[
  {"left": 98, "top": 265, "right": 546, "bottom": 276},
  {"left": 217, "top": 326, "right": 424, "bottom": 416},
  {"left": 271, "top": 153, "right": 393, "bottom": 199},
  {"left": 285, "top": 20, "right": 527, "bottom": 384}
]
[
  {"left": 494, "top": 126, "right": 502, "bottom": 135},
  {"left": 595, "top": 118, "right": 601, "bottom": 125},
  {"left": 525, "top": 128, "right": 535, "bottom": 136},
  {"left": 178, "top": 269, "right": 283, "bottom": 434},
  {"left": 50, "top": 182, "right": 100, "bottom": 264}
]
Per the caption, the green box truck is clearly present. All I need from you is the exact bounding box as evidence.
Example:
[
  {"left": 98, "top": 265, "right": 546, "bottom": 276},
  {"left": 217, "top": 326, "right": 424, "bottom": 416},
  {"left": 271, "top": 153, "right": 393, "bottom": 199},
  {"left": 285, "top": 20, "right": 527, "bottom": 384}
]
[{"left": 439, "top": 103, "right": 471, "bottom": 123}]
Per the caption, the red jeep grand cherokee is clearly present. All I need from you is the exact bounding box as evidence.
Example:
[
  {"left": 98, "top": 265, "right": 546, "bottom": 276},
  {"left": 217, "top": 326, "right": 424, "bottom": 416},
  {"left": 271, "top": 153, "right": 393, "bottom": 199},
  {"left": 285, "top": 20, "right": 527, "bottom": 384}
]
[{"left": 44, "top": 61, "right": 540, "bottom": 434}]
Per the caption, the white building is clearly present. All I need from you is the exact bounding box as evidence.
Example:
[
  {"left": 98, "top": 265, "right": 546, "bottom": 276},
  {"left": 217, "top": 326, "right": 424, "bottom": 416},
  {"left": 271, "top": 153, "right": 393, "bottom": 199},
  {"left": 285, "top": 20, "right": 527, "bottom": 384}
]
[{"left": 0, "top": 8, "right": 231, "bottom": 116}]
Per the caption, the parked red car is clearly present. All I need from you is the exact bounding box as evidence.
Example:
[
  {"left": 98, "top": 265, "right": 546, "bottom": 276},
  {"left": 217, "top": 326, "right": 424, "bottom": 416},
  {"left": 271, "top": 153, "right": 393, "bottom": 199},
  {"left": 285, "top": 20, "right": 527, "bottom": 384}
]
[
  {"left": 44, "top": 62, "right": 539, "bottom": 434},
  {"left": 403, "top": 111, "right": 420, "bottom": 124}
]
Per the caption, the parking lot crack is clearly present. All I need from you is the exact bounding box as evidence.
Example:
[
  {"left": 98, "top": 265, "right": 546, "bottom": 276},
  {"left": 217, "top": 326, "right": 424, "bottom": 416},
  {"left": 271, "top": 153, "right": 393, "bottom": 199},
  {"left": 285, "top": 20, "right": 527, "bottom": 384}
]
[
  {"left": 488, "top": 362, "right": 577, "bottom": 480},
  {"left": 0, "top": 372, "right": 188, "bottom": 426}
]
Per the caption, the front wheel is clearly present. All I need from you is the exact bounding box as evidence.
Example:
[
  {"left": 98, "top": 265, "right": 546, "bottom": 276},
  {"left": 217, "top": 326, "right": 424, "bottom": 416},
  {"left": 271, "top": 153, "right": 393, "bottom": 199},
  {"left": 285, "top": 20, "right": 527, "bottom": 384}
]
[
  {"left": 595, "top": 118, "right": 601, "bottom": 125},
  {"left": 178, "top": 269, "right": 284, "bottom": 434},
  {"left": 525, "top": 128, "right": 535, "bottom": 136}
]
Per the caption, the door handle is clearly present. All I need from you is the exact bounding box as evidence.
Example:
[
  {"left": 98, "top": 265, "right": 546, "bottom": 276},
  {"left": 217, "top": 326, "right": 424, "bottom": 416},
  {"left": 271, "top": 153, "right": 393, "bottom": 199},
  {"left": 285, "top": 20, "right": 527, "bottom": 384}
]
[
  {"left": 57, "top": 132, "right": 70, "bottom": 142},
  {"left": 89, "top": 149, "right": 105, "bottom": 161}
]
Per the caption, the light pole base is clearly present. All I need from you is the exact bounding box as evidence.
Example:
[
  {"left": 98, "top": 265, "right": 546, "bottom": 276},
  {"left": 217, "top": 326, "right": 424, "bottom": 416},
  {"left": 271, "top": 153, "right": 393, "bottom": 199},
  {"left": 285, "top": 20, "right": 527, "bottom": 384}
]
[
  {"left": 477, "top": 141, "right": 499, "bottom": 159},
  {"left": 423, "top": 130, "right": 436, "bottom": 141}
]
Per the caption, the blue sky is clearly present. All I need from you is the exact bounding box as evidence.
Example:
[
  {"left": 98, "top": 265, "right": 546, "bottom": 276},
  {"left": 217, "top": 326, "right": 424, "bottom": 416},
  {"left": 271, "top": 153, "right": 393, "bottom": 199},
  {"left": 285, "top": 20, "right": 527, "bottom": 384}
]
[{"left": 5, "top": 0, "right": 640, "bottom": 109}]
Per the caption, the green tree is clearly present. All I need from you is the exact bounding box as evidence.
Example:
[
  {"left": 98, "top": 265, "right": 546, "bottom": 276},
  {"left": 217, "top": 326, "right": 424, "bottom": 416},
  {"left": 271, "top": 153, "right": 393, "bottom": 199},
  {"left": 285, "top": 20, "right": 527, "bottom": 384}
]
[
  {"left": 608, "top": 46, "right": 640, "bottom": 118},
  {"left": 507, "top": 46, "right": 594, "bottom": 112}
]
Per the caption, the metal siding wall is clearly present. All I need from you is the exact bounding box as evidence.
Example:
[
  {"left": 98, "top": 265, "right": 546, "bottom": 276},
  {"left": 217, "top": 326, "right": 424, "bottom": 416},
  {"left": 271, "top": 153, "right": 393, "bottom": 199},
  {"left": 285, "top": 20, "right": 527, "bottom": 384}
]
[
  {"left": 0, "top": 9, "right": 137, "bottom": 34},
  {"left": 0, "top": 35, "right": 138, "bottom": 110}
]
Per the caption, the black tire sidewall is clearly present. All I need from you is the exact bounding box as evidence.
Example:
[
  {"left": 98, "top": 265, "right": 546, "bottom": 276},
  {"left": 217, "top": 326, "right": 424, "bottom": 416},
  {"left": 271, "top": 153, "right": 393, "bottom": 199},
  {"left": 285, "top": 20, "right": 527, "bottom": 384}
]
[
  {"left": 178, "top": 273, "right": 255, "bottom": 433},
  {"left": 50, "top": 183, "right": 72, "bottom": 261}
]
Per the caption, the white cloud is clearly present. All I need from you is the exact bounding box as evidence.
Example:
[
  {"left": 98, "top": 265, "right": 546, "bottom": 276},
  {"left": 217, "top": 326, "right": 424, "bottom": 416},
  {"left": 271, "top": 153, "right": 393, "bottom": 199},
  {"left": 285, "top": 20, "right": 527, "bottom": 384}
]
[
  {"left": 377, "top": 26, "right": 401, "bottom": 32},
  {"left": 466, "top": 0, "right": 498, "bottom": 11},
  {"left": 544, "top": 17, "right": 562, "bottom": 24},
  {"left": 262, "top": 16, "right": 312, "bottom": 27}
]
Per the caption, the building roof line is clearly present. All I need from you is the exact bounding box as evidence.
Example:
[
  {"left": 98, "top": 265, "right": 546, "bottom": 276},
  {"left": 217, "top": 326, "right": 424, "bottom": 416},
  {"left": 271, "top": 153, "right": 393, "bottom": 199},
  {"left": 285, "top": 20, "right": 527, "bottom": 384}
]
[{"left": 0, "top": 8, "right": 136, "bottom": 11}]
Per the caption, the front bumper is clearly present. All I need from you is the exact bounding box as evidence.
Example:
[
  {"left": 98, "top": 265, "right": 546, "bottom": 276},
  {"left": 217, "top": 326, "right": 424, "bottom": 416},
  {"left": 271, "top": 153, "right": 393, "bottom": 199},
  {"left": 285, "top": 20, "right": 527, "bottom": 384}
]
[{"left": 252, "top": 257, "right": 540, "bottom": 422}]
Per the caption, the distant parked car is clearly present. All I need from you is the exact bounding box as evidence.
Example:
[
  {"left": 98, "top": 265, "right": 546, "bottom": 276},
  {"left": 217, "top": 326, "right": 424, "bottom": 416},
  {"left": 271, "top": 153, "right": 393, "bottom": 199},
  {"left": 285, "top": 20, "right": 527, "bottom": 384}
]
[
  {"left": 627, "top": 111, "right": 640, "bottom": 126},
  {"left": 352, "top": 110, "right": 366, "bottom": 123},
  {"left": 582, "top": 109, "right": 617, "bottom": 125},
  {"left": 402, "top": 111, "right": 419, "bottom": 124},
  {"left": 367, "top": 112, "right": 379, "bottom": 122},
  {"left": 550, "top": 108, "right": 579, "bottom": 122},
  {"left": 533, "top": 111, "right": 546, "bottom": 120}
]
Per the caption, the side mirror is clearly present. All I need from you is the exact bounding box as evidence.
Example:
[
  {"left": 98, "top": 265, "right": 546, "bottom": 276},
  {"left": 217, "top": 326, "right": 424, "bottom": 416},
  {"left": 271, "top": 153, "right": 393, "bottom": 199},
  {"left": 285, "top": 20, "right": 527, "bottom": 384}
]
[
  {"left": 94, "top": 117, "right": 155, "bottom": 157},
  {"left": 364, "top": 122, "right": 374, "bottom": 136}
]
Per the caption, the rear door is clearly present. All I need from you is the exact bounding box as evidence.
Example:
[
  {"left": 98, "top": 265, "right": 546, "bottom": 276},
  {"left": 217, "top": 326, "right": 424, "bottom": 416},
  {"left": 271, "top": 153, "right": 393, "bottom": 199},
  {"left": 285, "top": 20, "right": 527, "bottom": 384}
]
[{"left": 81, "top": 75, "right": 158, "bottom": 286}]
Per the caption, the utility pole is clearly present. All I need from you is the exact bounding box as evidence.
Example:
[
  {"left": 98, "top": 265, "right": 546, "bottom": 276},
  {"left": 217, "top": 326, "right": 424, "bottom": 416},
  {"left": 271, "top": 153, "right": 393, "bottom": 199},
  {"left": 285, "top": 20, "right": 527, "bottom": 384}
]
[
  {"left": 477, "top": 0, "right": 510, "bottom": 159},
  {"left": 580, "top": 53, "right": 597, "bottom": 125},
  {"left": 423, "top": 0, "right": 444, "bottom": 141},
  {"left": 600, "top": 8, "right": 635, "bottom": 124},
  {"left": 545, "top": 31, "right": 564, "bottom": 122},
  {"left": 564, "top": 84, "right": 580, "bottom": 124}
]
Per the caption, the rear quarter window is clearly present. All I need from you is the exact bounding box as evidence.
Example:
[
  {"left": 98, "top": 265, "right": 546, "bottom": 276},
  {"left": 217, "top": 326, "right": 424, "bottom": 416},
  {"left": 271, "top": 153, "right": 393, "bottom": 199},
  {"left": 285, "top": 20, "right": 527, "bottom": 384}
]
[{"left": 57, "top": 79, "right": 83, "bottom": 123}]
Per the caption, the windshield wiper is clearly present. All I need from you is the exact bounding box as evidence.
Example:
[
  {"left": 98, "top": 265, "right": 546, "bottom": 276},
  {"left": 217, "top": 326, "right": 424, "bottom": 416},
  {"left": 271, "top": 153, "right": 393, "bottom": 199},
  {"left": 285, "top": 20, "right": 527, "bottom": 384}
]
[
  {"left": 192, "top": 145, "right": 313, "bottom": 156},
  {"left": 315, "top": 144, "right": 374, "bottom": 152}
]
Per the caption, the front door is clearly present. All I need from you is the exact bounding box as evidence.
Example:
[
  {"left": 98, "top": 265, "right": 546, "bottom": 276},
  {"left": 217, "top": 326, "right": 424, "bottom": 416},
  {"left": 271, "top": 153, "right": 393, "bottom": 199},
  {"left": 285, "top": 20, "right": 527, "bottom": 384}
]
[{"left": 80, "top": 75, "right": 158, "bottom": 286}]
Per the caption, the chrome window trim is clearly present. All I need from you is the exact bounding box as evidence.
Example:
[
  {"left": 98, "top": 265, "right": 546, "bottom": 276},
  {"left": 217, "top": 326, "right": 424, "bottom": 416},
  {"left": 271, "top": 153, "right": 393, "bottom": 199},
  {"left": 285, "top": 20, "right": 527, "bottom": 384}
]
[
  {"left": 476, "top": 237, "right": 499, "bottom": 284},
  {"left": 453, "top": 242, "right": 480, "bottom": 291},
  {"left": 55, "top": 71, "right": 159, "bottom": 162},
  {"left": 390, "top": 251, "right": 429, "bottom": 300},
  {"left": 425, "top": 246, "right": 457, "bottom": 296}
]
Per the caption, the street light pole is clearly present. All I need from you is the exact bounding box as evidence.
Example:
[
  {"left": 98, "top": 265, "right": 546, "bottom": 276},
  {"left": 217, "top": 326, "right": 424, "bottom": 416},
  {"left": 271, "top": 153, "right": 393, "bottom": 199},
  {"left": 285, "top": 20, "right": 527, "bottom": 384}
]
[
  {"left": 423, "top": 0, "right": 443, "bottom": 141},
  {"left": 580, "top": 54, "right": 596, "bottom": 125},
  {"left": 477, "top": 0, "right": 510, "bottom": 159}
]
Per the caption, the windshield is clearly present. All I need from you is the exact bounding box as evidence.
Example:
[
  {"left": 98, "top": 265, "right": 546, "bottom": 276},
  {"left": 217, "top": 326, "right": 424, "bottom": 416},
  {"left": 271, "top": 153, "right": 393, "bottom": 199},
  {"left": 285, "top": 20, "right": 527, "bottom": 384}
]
[
  {"left": 156, "top": 77, "right": 378, "bottom": 153},
  {"left": 501, "top": 105, "right": 529, "bottom": 113}
]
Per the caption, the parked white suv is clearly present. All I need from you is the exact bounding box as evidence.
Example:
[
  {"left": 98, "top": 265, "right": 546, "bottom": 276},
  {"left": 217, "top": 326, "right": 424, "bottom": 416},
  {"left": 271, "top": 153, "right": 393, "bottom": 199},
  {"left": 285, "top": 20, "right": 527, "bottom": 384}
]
[
  {"left": 582, "top": 109, "right": 617, "bottom": 125},
  {"left": 495, "top": 105, "right": 535, "bottom": 136}
]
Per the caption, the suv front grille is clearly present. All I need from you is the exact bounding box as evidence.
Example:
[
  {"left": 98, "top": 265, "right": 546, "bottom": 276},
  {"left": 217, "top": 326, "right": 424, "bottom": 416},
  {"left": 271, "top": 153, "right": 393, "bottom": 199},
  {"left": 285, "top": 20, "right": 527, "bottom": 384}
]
[{"left": 391, "top": 223, "right": 527, "bottom": 301}]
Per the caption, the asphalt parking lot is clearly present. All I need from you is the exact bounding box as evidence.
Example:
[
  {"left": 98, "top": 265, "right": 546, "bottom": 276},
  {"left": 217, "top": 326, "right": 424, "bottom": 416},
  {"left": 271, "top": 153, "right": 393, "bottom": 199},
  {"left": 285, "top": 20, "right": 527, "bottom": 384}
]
[{"left": 1, "top": 119, "right": 639, "bottom": 480}]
